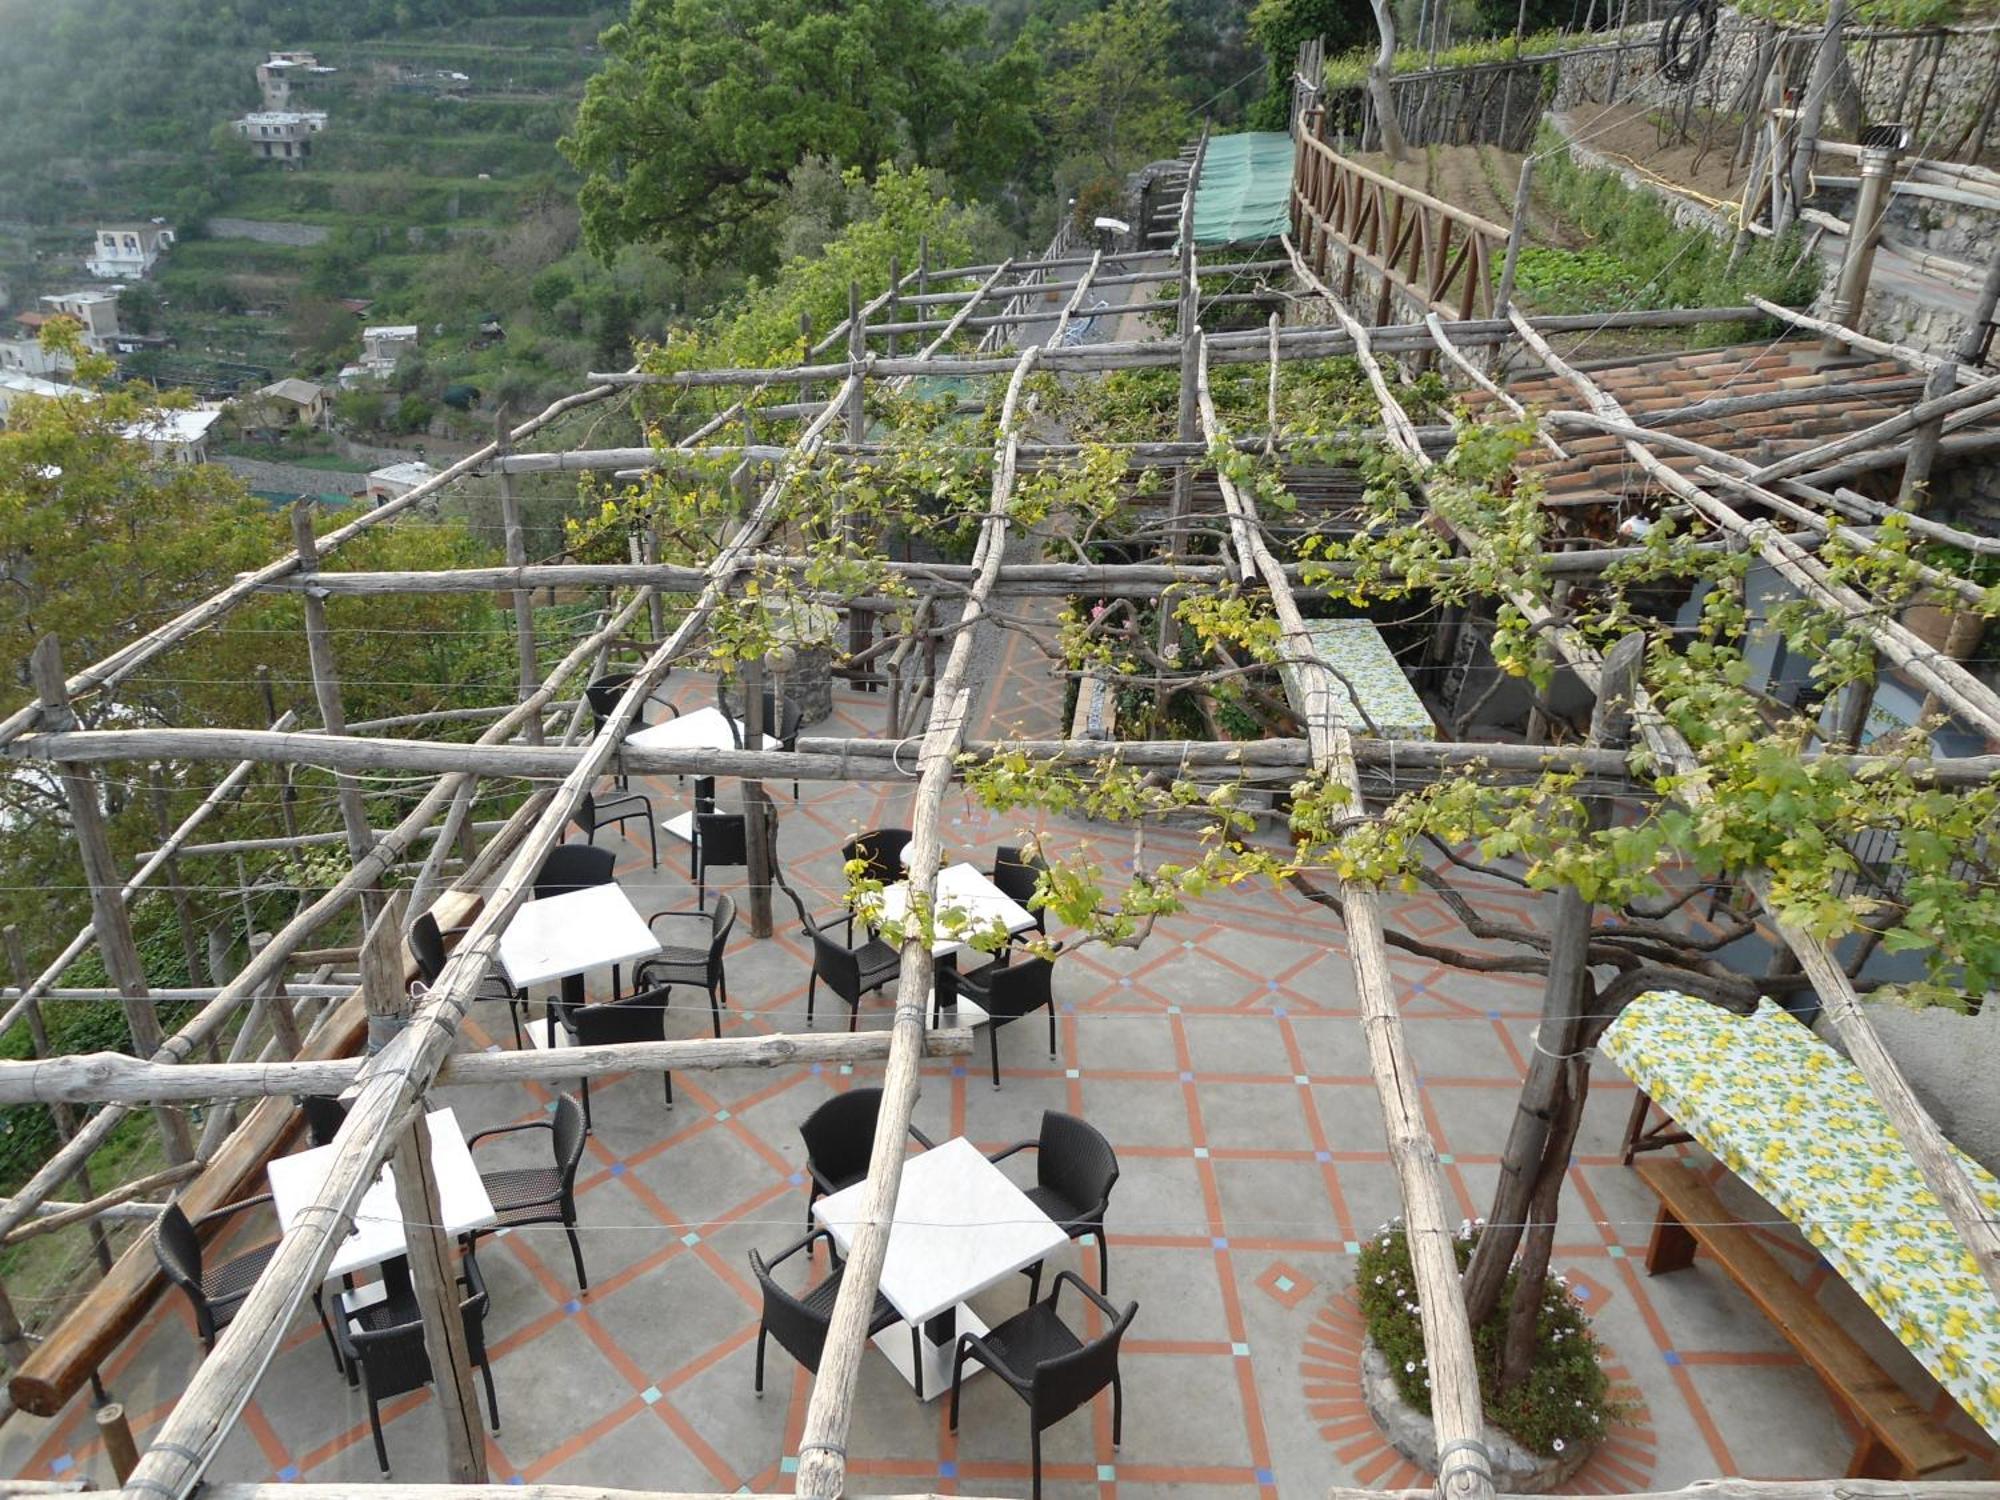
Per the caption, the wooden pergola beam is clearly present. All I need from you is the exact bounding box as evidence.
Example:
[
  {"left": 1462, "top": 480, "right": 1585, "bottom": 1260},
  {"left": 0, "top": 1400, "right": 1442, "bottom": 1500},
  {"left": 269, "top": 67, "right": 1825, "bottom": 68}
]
[
  {"left": 0, "top": 1030, "right": 975, "bottom": 1107},
  {"left": 1197, "top": 326, "right": 1495, "bottom": 1500},
  {"left": 792, "top": 344, "right": 1044, "bottom": 1500},
  {"left": 582, "top": 305, "right": 1772, "bottom": 388}
]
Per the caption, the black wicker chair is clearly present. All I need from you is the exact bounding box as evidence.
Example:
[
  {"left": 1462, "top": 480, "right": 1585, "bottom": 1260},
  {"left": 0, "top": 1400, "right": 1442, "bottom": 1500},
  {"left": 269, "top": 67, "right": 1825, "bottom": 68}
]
[
  {"left": 798, "top": 1086, "right": 934, "bottom": 1228},
  {"left": 334, "top": 1249, "right": 500, "bottom": 1477},
  {"left": 692, "top": 811, "right": 750, "bottom": 908},
  {"left": 573, "top": 787, "right": 658, "bottom": 870},
  {"left": 990, "top": 845, "right": 1050, "bottom": 935},
  {"left": 299, "top": 1094, "right": 349, "bottom": 1148},
  {"left": 554, "top": 983, "right": 674, "bottom": 1128},
  {"left": 634, "top": 893, "right": 734, "bottom": 1039},
  {"left": 780, "top": 885, "right": 898, "bottom": 1031},
  {"left": 465, "top": 1092, "right": 591, "bottom": 1291},
  {"left": 750, "top": 1228, "right": 910, "bottom": 1393},
  {"left": 586, "top": 671, "right": 678, "bottom": 791},
  {"left": 153, "top": 1196, "right": 338, "bottom": 1363},
  {"left": 842, "top": 828, "right": 912, "bottom": 884},
  {"left": 410, "top": 909, "right": 527, "bottom": 1047},
  {"left": 949, "top": 1271, "right": 1135, "bottom": 1500},
  {"left": 956, "top": 955, "right": 1058, "bottom": 1088},
  {"left": 989, "top": 1111, "right": 1120, "bottom": 1297}
]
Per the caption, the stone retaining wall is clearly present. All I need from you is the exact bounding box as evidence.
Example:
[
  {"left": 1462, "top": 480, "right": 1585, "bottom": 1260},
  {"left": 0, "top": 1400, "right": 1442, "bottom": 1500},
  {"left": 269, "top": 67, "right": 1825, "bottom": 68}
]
[
  {"left": 204, "top": 218, "right": 332, "bottom": 247},
  {"left": 1551, "top": 11, "right": 1999, "bottom": 156}
]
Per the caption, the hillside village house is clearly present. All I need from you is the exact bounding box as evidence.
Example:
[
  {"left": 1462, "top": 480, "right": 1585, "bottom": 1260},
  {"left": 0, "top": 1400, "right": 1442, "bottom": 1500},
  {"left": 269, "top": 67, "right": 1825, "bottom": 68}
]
[
  {"left": 0, "top": 315, "right": 72, "bottom": 378},
  {"left": 256, "top": 50, "right": 336, "bottom": 110},
  {"left": 340, "top": 323, "right": 418, "bottom": 385},
  {"left": 38, "top": 292, "right": 121, "bottom": 351},
  {"left": 233, "top": 111, "right": 328, "bottom": 162},
  {"left": 0, "top": 371, "right": 87, "bottom": 422},
  {"left": 85, "top": 222, "right": 173, "bottom": 280},
  {"left": 247, "top": 377, "right": 328, "bottom": 431},
  {"left": 364, "top": 458, "right": 435, "bottom": 505},
  {"left": 119, "top": 408, "right": 221, "bottom": 465}
]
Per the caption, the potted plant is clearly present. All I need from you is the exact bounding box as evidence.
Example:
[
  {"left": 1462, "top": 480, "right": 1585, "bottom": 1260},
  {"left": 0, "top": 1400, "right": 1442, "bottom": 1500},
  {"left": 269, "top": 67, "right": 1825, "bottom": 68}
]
[{"left": 1356, "top": 1221, "right": 1625, "bottom": 1492}]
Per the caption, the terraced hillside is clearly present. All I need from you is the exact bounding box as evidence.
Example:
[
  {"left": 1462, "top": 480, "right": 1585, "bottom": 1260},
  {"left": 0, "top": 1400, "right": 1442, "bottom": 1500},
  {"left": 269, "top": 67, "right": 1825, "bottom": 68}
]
[{"left": 0, "top": 4, "right": 616, "bottom": 399}]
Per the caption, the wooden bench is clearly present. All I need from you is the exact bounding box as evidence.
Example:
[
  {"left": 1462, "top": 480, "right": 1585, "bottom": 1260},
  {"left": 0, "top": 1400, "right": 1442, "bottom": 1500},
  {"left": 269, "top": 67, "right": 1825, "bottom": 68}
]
[{"left": 1633, "top": 1157, "right": 1962, "bottom": 1480}]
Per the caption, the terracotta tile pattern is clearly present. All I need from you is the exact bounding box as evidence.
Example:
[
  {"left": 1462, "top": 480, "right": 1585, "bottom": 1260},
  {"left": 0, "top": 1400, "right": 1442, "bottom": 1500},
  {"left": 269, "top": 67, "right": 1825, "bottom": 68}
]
[{"left": 6, "top": 670, "right": 1997, "bottom": 1496}]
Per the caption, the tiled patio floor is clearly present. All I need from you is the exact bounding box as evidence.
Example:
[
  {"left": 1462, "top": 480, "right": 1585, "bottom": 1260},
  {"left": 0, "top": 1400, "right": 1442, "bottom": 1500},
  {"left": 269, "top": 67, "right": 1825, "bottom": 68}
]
[{"left": 3, "top": 662, "right": 1994, "bottom": 1496}]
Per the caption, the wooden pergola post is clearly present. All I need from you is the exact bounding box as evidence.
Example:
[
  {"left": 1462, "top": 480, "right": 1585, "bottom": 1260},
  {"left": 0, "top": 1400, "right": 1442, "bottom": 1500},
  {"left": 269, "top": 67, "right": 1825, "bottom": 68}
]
[
  {"left": 289, "top": 503, "right": 383, "bottom": 924},
  {"left": 496, "top": 412, "right": 543, "bottom": 743},
  {"left": 29, "top": 636, "right": 193, "bottom": 1167}
]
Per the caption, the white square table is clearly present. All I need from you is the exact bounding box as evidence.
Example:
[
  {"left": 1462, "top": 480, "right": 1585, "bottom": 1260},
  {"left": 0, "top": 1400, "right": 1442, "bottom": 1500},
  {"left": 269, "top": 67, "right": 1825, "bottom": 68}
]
[
  {"left": 497, "top": 882, "right": 661, "bottom": 991},
  {"left": 813, "top": 1135, "right": 1067, "bottom": 1400},
  {"left": 625, "top": 705, "right": 780, "bottom": 754},
  {"left": 268, "top": 1106, "right": 495, "bottom": 1282},
  {"left": 627, "top": 707, "right": 781, "bottom": 842},
  {"left": 870, "top": 861, "right": 1037, "bottom": 959}
]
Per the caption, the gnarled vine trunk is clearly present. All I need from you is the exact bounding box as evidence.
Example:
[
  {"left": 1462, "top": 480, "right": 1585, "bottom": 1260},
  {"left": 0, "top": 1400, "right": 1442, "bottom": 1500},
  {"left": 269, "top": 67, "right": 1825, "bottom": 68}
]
[{"left": 1368, "top": 0, "right": 1411, "bottom": 162}]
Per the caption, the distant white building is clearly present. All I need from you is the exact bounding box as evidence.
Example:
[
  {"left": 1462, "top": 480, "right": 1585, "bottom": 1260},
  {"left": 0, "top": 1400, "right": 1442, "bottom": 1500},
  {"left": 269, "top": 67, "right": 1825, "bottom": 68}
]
[
  {"left": 86, "top": 223, "right": 175, "bottom": 280},
  {"left": 39, "top": 291, "right": 122, "bottom": 351},
  {"left": 1, "top": 313, "right": 73, "bottom": 377},
  {"left": 257, "top": 51, "right": 337, "bottom": 109},
  {"left": 234, "top": 111, "right": 329, "bottom": 163},
  {"left": 362, "top": 325, "right": 418, "bottom": 367},
  {"left": 121, "top": 408, "right": 222, "bottom": 465},
  {"left": 0, "top": 371, "right": 89, "bottom": 423},
  {"left": 366, "top": 459, "right": 436, "bottom": 505}
]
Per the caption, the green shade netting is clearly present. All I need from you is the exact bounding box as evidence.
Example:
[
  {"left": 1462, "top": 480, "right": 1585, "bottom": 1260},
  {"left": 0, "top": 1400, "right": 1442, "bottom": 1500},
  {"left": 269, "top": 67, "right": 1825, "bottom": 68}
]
[{"left": 1190, "top": 132, "right": 1294, "bottom": 247}]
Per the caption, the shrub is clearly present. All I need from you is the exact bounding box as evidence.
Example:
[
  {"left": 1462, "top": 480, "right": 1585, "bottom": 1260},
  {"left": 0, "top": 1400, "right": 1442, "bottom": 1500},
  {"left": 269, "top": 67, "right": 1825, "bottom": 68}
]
[{"left": 1356, "top": 1221, "right": 1623, "bottom": 1458}]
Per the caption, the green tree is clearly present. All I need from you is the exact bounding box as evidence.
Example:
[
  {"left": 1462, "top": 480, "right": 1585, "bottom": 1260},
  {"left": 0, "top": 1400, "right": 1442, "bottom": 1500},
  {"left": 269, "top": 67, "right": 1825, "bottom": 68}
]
[
  {"left": 563, "top": 0, "right": 1030, "bottom": 271},
  {"left": 683, "top": 163, "right": 989, "bottom": 372},
  {"left": 0, "top": 333, "right": 276, "bottom": 731},
  {"left": 1043, "top": 0, "right": 1193, "bottom": 177},
  {"left": 1246, "top": 0, "right": 1377, "bottom": 126}
]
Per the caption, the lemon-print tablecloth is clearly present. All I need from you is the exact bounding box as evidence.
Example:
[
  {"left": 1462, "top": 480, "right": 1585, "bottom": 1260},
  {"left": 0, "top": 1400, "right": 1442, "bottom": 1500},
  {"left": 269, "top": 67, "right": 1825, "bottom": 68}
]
[
  {"left": 1601, "top": 991, "right": 2000, "bottom": 1436},
  {"left": 1300, "top": 619, "right": 1436, "bottom": 740}
]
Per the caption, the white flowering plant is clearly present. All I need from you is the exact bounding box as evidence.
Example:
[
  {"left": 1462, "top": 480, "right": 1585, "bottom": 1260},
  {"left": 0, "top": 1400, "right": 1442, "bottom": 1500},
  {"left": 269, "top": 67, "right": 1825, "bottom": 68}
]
[{"left": 1354, "top": 1223, "right": 1625, "bottom": 1458}]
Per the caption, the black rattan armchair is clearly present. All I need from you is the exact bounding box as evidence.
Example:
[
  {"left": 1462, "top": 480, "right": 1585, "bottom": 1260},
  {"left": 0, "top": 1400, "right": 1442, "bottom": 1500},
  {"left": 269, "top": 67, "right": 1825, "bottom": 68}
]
[
  {"left": 692, "top": 811, "right": 749, "bottom": 907},
  {"left": 299, "top": 1094, "right": 349, "bottom": 1148},
  {"left": 750, "top": 1228, "right": 907, "bottom": 1393},
  {"left": 411, "top": 909, "right": 527, "bottom": 1047},
  {"left": 334, "top": 1248, "right": 500, "bottom": 1477},
  {"left": 989, "top": 1110, "right": 1120, "bottom": 1297},
  {"left": 990, "top": 845, "right": 1050, "bottom": 935},
  {"left": 586, "top": 670, "right": 678, "bottom": 791},
  {"left": 780, "top": 884, "right": 898, "bottom": 1031},
  {"left": 949, "top": 1271, "right": 1135, "bottom": 1500},
  {"left": 153, "top": 1196, "right": 338, "bottom": 1364},
  {"left": 798, "top": 1086, "right": 934, "bottom": 1228},
  {"left": 634, "top": 892, "right": 734, "bottom": 1039},
  {"left": 554, "top": 983, "right": 674, "bottom": 1128},
  {"left": 465, "top": 1093, "right": 590, "bottom": 1291},
  {"left": 956, "top": 955, "right": 1058, "bottom": 1088},
  {"left": 841, "top": 828, "right": 911, "bottom": 884},
  {"left": 573, "top": 787, "right": 658, "bottom": 870}
]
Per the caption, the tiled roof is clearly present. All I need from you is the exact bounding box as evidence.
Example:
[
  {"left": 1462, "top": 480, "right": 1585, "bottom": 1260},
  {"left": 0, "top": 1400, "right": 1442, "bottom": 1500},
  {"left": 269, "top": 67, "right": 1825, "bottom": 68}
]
[{"left": 1467, "top": 340, "right": 1999, "bottom": 528}]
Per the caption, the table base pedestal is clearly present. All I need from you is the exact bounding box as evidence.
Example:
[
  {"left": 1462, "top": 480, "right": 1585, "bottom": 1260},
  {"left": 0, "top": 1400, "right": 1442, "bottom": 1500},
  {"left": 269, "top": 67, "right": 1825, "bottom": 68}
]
[{"left": 874, "top": 1303, "right": 989, "bottom": 1402}]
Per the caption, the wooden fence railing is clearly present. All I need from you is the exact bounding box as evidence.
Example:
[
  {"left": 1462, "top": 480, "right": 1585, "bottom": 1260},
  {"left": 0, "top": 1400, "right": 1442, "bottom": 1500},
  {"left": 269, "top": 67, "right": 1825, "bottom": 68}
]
[{"left": 1289, "top": 120, "right": 1510, "bottom": 323}]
